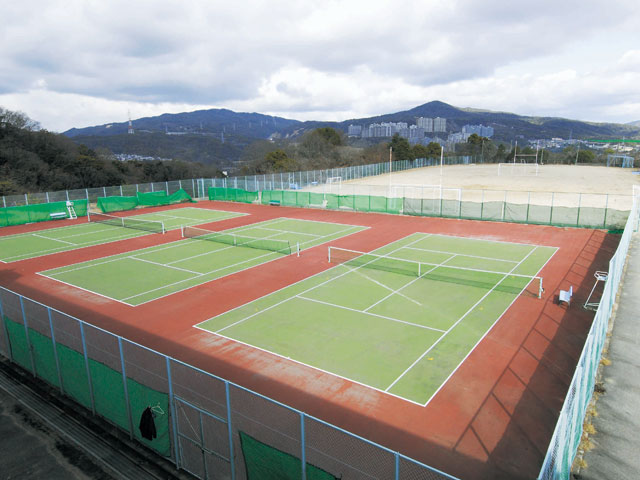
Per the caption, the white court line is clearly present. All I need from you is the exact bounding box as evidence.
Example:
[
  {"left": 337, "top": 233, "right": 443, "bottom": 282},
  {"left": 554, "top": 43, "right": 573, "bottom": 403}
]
[
  {"left": 31, "top": 233, "right": 76, "bottom": 245},
  {"left": 421, "top": 246, "right": 558, "bottom": 408},
  {"left": 256, "top": 227, "right": 322, "bottom": 237},
  {"left": 2, "top": 229, "right": 148, "bottom": 263},
  {"left": 384, "top": 245, "right": 540, "bottom": 393},
  {"left": 296, "top": 295, "right": 445, "bottom": 333},
  {"left": 126, "top": 223, "right": 363, "bottom": 302},
  {"left": 130, "top": 256, "right": 201, "bottom": 275},
  {"left": 348, "top": 267, "right": 422, "bottom": 306},
  {"left": 121, "top": 249, "right": 279, "bottom": 302},
  {"left": 214, "top": 234, "right": 430, "bottom": 334},
  {"left": 362, "top": 254, "right": 460, "bottom": 312},
  {"left": 402, "top": 246, "right": 519, "bottom": 264}
]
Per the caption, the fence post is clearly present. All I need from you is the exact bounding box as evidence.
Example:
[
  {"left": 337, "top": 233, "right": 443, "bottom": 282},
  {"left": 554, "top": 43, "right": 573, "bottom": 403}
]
[
  {"left": 225, "top": 381, "right": 236, "bottom": 480},
  {"left": 117, "top": 337, "right": 134, "bottom": 439},
  {"left": 165, "top": 358, "right": 180, "bottom": 468},
  {"left": 300, "top": 412, "right": 307, "bottom": 480},
  {"left": 0, "top": 290, "right": 12, "bottom": 362},
  {"left": 576, "top": 193, "right": 582, "bottom": 226},
  {"left": 79, "top": 323, "right": 96, "bottom": 415},
  {"left": 103, "top": 186, "right": 107, "bottom": 197},
  {"left": 395, "top": 452, "right": 400, "bottom": 480},
  {"left": 120, "top": 185, "right": 123, "bottom": 196},
  {"left": 526, "top": 192, "right": 531, "bottom": 223},
  {"left": 2, "top": 196, "right": 5, "bottom": 207},
  {"left": 550, "top": 192, "right": 555, "bottom": 225},
  {"left": 19, "top": 296, "right": 36, "bottom": 375},
  {"left": 603, "top": 194, "right": 609, "bottom": 228},
  {"left": 25, "top": 193, "right": 28, "bottom": 205},
  {"left": 502, "top": 190, "right": 506, "bottom": 221},
  {"left": 47, "top": 308, "right": 64, "bottom": 395},
  {"left": 191, "top": 179, "right": 195, "bottom": 198},
  {"left": 85, "top": 188, "right": 89, "bottom": 201},
  {"left": 166, "top": 181, "right": 169, "bottom": 194},
  {"left": 66, "top": 190, "right": 69, "bottom": 202},
  {"left": 46, "top": 191, "right": 50, "bottom": 203}
]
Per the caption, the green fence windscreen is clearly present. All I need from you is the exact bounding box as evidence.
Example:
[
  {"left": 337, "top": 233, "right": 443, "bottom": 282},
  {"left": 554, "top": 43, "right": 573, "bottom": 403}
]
[
  {"left": 239, "top": 431, "right": 337, "bottom": 480},
  {"left": 209, "top": 187, "right": 258, "bottom": 203},
  {"left": 137, "top": 188, "right": 195, "bottom": 206},
  {"left": 0, "top": 200, "right": 88, "bottom": 227},
  {"left": 4, "top": 318, "right": 31, "bottom": 371},
  {"left": 127, "top": 378, "right": 171, "bottom": 456},
  {"left": 97, "top": 196, "right": 138, "bottom": 213},
  {"left": 2, "top": 315, "right": 170, "bottom": 457}
]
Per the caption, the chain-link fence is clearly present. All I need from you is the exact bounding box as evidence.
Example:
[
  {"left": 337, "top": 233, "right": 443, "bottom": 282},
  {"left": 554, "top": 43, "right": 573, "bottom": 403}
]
[
  {"left": 1, "top": 156, "right": 478, "bottom": 208},
  {"left": 537, "top": 193, "right": 640, "bottom": 479},
  {"left": 0, "top": 287, "right": 458, "bottom": 480}
]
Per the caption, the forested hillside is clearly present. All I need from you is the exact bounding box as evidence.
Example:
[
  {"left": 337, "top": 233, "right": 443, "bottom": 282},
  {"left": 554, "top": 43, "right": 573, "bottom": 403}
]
[{"left": 0, "top": 108, "right": 221, "bottom": 196}]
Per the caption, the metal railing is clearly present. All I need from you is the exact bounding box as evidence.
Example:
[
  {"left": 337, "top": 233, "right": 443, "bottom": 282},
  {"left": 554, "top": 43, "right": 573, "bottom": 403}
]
[
  {"left": 537, "top": 192, "right": 640, "bottom": 479},
  {"left": 0, "top": 287, "right": 458, "bottom": 480}
]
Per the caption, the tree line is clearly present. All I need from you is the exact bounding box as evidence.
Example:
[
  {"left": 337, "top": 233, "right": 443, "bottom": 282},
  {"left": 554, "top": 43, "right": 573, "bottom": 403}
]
[{"left": 0, "top": 108, "right": 221, "bottom": 196}]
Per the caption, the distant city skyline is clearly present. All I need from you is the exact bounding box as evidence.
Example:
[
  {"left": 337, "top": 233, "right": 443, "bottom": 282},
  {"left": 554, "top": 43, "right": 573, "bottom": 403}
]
[{"left": 1, "top": 1, "right": 639, "bottom": 132}]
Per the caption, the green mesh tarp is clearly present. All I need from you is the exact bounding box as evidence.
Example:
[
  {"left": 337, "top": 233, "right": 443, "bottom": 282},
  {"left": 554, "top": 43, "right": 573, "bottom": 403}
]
[
  {"left": 27, "top": 327, "right": 59, "bottom": 388},
  {"left": 127, "top": 378, "right": 170, "bottom": 456},
  {"left": 56, "top": 343, "right": 92, "bottom": 409},
  {"left": 89, "top": 358, "right": 129, "bottom": 431},
  {"left": 137, "top": 188, "right": 195, "bottom": 206},
  {"left": 239, "top": 431, "right": 337, "bottom": 480},
  {"left": 338, "top": 195, "right": 355, "bottom": 210},
  {"left": 209, "top": 187, "right": 258, "bottom": 203},
  {"left": 97, "top": 196, "right": 138, "bottom": 213},
  {"left": 4, "top": 317, "right": 31, "bottom": 371},
  {"left": 0, "top": 200, "right": 88, "bottom": 227}
]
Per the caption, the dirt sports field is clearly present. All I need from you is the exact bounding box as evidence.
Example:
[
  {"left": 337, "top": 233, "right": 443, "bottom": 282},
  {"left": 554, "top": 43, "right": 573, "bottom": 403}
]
[{"left": 0, "top": 163, "right": 633, "bottom": 479}]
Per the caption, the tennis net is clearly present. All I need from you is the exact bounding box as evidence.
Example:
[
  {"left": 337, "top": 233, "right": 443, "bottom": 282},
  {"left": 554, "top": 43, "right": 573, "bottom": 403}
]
[
  {"left": 182, "top": 225, "right": 292, "bottom": 255},
  {"left": 328, "top": 246, "right": 544, "bottom": 298},
  {"left": 88, "top": 211, "right": 165, "bottom": 234}
]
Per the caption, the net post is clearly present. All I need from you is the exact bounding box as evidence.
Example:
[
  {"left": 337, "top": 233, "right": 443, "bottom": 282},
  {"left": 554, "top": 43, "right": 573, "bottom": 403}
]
[
  {"left": 539, "top": 277, "right": 543, "bottom": 299},
  {"left": 87, "top": 206, "right": 91, "bottom": 222},
  {"left": 161, "top": 221, "right": 166, "bottom": 234},
  {"left": 297, "top": 242, "right": 300, "bottom": 257},
  {"left": 181, "top": 225, "right": 184, "bottom": 238},
  {"left": 328, "top": 246, "right": 331, "bottom": 263}
]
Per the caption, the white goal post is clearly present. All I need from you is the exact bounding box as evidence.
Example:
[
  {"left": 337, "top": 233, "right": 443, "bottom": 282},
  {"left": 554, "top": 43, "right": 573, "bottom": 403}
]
[{"left": 498, "top": 163, "right": 540, "bottom": 177}]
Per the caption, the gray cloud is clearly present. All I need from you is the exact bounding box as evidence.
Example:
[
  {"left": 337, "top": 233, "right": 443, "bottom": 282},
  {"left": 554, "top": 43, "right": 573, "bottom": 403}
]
[{"left": 1, "top": 0, "right": 640, "bottom": 130}]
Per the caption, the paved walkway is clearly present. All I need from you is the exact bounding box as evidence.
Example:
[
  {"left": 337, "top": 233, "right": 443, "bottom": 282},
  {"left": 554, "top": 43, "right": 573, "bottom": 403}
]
[{"left": 580, "top": 234, "right": 640, "bottom": 480}]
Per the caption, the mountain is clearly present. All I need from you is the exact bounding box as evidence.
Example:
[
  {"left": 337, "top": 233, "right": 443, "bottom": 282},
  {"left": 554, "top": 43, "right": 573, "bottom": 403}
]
[
  {"left": 627, "top": 120, "right": 640, "bottom": 127},
  {"left": 64, "top": 101, "right": 640, "bottom": 168},
  {"left": 65, "top": 108, "right": 301, "bottom": 139}
]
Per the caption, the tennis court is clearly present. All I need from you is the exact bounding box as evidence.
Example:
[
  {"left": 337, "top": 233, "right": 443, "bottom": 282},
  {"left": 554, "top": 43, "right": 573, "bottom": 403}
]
[
  {"left": 41, "top": 218, "right": 368, "bottom": 306},
  {"left": 197, "top": 233, "right": 557, "bottom": 405},
  {"left": 0, "top": 207, "right": 244, "bottom": 263}
]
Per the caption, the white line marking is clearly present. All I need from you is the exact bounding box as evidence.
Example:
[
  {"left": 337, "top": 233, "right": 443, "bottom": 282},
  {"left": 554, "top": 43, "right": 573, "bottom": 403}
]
[
  {"left": 213, "top": 234, "right": 430, "bottom": 334},
  {"left": 402, "top": 246, "right": 519, "bottom": 264},
  {"left": 349, "top": 267, "right": 422, "bottom": 306},
  {"left": 296, "top": 295, "right": 445, "bottom": 333},
  {"left": 384, "top": 245, "right": 540, "bottom": 393},
  {"left": 421, "top": 246, "right": 559, "bottom": 407},
  {"left": 362, "top": 255, "right": 460, "bottom": 312},
  {"left": 130, "top": 256, "right": 201, "bottom": 275}
]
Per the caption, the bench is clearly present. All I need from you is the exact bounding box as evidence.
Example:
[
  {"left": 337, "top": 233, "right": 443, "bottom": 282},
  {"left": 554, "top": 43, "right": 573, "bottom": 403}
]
[
  {"left": 558, "top": 286, "right": 573, "bottom": 306},
  {"left": 268, "top": 200, "right": 281, "bottom": 206},
  {"left": 49, "top": 212, "right": 67, "bottom": 220}
]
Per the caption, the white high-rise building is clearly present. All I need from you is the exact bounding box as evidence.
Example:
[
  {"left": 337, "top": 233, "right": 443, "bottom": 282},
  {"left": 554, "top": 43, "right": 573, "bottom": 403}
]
[
  {"left": 417, "top": 117, "right": 433, "bottom": 132},
  {"left": 433, "top": 117, "right": 446, "bottom": 132}
]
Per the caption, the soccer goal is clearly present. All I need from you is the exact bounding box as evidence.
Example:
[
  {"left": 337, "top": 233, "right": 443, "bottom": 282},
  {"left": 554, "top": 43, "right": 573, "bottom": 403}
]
[
  {"left": 498, "top": 162, "right": 540, "bottom": 176},
  {"left": 326, "top": 176, "right": 342, "bottom": 193}
]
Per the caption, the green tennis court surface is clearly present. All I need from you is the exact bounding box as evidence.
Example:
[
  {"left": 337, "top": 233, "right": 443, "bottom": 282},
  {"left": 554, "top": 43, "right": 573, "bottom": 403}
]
[
  {"left": 0, "top": 207, "right": 244, "bottom": 263},
  {"left": 41, "top": 218, "right": 367, "bottom": 306},
  {"left": 198, "top": 233, "right": 557, "bottom": 405}
]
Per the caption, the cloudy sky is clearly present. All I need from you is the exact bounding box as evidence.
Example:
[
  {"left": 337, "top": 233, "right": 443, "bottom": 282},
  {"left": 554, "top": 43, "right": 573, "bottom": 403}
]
[{"left": 1, "top": 0, "right": 640, "bottom": 132}]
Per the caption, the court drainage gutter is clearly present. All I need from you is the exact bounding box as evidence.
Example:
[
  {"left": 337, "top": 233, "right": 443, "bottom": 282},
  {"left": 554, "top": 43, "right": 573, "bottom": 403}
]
[{"left": 0, "top": 360, "right": 187, "bottom": 480}]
